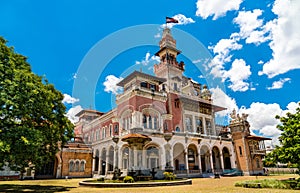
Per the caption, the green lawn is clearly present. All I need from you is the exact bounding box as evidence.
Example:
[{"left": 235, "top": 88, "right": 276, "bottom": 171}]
[{"left": 0, "top": 174, "right": 298, "bottom": 193}]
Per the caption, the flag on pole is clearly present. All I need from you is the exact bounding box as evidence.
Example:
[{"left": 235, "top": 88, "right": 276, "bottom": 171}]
[{"left": 166, "top": 17, "right": 178, "bottom": 23}]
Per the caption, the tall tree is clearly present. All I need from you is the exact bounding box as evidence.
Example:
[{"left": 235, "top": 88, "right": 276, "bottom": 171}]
[
  {"left": 266, "top": 102, "right": 300, "bottom": 173},
  {"left": 0, "top": 37, "right": 73, "bottom": 174}
]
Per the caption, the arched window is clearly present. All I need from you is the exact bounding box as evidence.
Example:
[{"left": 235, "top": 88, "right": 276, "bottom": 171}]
[
  {"left": 114, "top": 124, "right": 119, "bottom": 134},
  {"left": 256, "top": 158, "right": 260, "bottom": 168},
  {"left": 175, "top": 126, "right": 180, "bottom": 132},
  {"left": 75, "top": 160, "right": 80, "bottom": 172},
  {"left": 185, "top": 116, "right": 192, "bottom": 132},
  {"left": 196, "top": 118, "right": 203, "bottom": 134},
  {"left": 147, "top": 146, "right": 159, "bottom": 169},
  {"left": 143, "top": 114, "right": 147, "bottom": 128},
  {"left": 148, "top": 115, "right": 152, "bottom": 129},
  {"left": 154, "top": 117, "right": 158, "bottom": 129},
  {"left": 69, "top": 160, "right": 74, "bottom": 172},
  {"left": 109, "top": 125, "right": 112, "bottom": 137},
  {"left": 80, "top": 160, "right": 85, "bottom": 172},
  {"left": 122, "top": 147, "right": 129, "bottom": 169}
]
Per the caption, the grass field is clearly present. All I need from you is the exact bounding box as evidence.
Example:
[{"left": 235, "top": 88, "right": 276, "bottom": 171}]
[{"left": 0, "top": 174, "right": 298, "bottom": 193}]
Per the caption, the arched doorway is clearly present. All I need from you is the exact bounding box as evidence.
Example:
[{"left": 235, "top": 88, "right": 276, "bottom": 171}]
[
  {"left": 173, "top": 143, "right": 186, "bottom": 172},
  {"left": 122, "top": 147, "right": 129, "bottom": 169},
  {"left": 101, "top": 148, "right": 107, "bottom": 175},
  {"left": 222, "top": 147, "right": 231, "bottom": 169},
  {"left": 108, "top": 146, "right": 114, "bottom": 171},
  {"left": 146, "top": 146, "right": 159, "bottom": 169},
  {"left": 187, "top": 144, "right": 199, "bottom": 171},
  {"left": 94, "top": 149, "right": 99, "bottom": 172},
  {"left": 200, "top": 145, "right": 211, "bottom": 173},
  {"left": 212, "top": 146, "right": 222, "bottom": 172}
]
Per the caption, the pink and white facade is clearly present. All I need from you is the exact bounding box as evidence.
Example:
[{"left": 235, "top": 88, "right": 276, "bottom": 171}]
[{"left": 74, "top": 27, "right": 236, "bottom": 177}]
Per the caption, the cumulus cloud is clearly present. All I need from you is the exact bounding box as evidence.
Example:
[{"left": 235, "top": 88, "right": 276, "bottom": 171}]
[
  {"left": 208, "top": 33, "right": 242, "bottom": 80},
  {"left": 103, "top": 75, "right": 123, "bottom": 94},
  {"left": 161, "top": 14, "right": 195, "bottom": 28},
  {"left": 239, "top": 101, "right": 300, "bottom": 146},
  {"left": 196, "top": 0, "right": 243, "bottom": 20},
  {"left": 267, "top": 78, "right": 291, "bottom": 90},
  {"left": 225, "top": 59, "right": 252, "bottom": 92},
  {"left": 211, "top": 87, "right": 238, "bottom": 117},
  {"left": 233, "top": 9, "right": 271, "bottom": 45},
  {"left": 259, "top": 0, "right": 300, "bottom": 78},
  {"left": 208, "top": 37, "right": 251, "bottom": 92},
  {"left": 66, "top": 105, "right": 83, "bottom": 123},
  {"left": 135, "top": 52, "right": 160, "bottom": 66},
  {"left": 62, "top": 94, "right": 79, "bottom": 104}
]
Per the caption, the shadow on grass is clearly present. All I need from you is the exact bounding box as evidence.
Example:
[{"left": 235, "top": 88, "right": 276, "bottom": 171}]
[{"left": 0, "top": 184, "right": 76, "bottom": 192}]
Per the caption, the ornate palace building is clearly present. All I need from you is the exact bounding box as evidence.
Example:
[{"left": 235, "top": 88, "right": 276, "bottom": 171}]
[
  {"left": 1, "top": 27, "right": 270, "bottom": 180},
  {"left": 66, "top": 27, "right": 269, "bottom": 179}
]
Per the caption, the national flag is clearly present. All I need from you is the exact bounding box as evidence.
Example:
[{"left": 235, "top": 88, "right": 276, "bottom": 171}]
[{"left": 166, "top": 17, "right": 178, "bottom": 23}]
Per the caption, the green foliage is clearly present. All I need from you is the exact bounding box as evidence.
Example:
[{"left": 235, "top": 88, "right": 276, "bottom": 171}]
[
  {"left": 163, "top": 172, "right": 176, "bottom": 180},
  {"left": 96, "top": 177, "right": 105, "bottom": 182},
  {"left": 265, "top": 103, "right": 300, "bottom": 173},
  {"left": 235, "top": 178, "right": 300, "bottom": 189},
  {"left": 0, "top": 36, "right": 74, "bottom": 172},
  {"left": 123, "top": 176, "right": 134, "bottom": 183}
]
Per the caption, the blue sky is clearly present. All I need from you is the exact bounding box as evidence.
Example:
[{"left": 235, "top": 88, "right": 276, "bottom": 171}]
[{"left": 1, "top": 0, "right": 299, "bottom": 145}]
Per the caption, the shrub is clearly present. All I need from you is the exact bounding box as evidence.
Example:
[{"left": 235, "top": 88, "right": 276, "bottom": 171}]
[
  {"left": 163, "top": 172, "right": 176, "bottom": 180},
  {"left": 96, "top": 177, "right": 105, "bottom": 182},
  {"left": 123, "top": 176, "right": 134, "bottom": 183}
]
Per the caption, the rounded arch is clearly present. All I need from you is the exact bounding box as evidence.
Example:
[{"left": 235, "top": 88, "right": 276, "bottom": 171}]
[
  {"left": 212, "top": 146, "right": 222, "bottom": 172},
  {"left": 187, "top": 143, "right": 199, "bottom": 171},
  {"left": 120, "top": 108, "right": 133, "bottom": 131},
  {"left": 94, "top": 149, "right": 100, "bottom": 172},
  {"left": 108, "top": 146, "right": 115, "bottom": 171},
  {"left": 173, "top": 143, "right": 186, "bottom": 171},
  {"left": 141, "top": 107, "right": 161, "bottom": 130},
  {"left": 121, "top": 145, "right": 129, "bottom": 169},
  {"left": 200, "top": 145, "right": 211, "bottom": 173},
  {"left": 222, "top": 146, "right": 231, "bottom": 169},
  {"left": 100, "top": 148, "right": 107, "bottom": 175},
  {"left": 146, "top": 146, "right": 160, "bottom": 169},
  {"left": 118, "top": 105, "right": 134, "bottom": 117}
]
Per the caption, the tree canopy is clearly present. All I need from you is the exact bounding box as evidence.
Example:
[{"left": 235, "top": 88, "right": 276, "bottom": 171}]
[
  {"left": 265, "top": 102, "right": 300, "bottom": 172},
  {"left": 0, "top": 37, "right": 73, "bottom": 173}
]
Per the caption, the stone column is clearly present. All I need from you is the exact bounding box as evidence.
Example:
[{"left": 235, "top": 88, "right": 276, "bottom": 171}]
[
  {"left": 220, "top": 152, "right": 224, "bottom": 171},
  {"left": 210, "top": 150, "right": 214, "bottom": 173},
  {"left": 114, "top": 146, "right": 119, "bottom": 169},
  {"left": 192, "top": 115, "right": 196, "bottom": 133},
  {"left": 105, "top": 150, "right": 109, "bottom": 174},
  {"left": 98, "top": 157, "right": 101, "bottom": 175},
  {"left": 198, "top": 149, "right": 202, "bottom": 173},
  {"left": 203, "top": 117, "right": 207, "bottom": 135},
  {"left": 92, "top": 156, "right": 95, "bottom": 172},
  {"left": 185, "top": 151, "right": 189, "bottom": 175}
]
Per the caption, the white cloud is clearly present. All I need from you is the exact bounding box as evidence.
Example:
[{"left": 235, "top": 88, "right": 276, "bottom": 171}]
[
  {"left": 135, "top": 52, "right": 160, "bottom": 66},
  {"left": 225, "top": 59, "right": 252, "bottom": 92},
  {"left": 259, "top": 0, "right": 300, "bottom": 78},
  {"left": 208, "top": 33, "right": 242, "bottom": 80},
  {"left": 267, "top": 78, "right": 291, "bottom": 90},
  {"left": 161, "top": 14, "right": 195, "bottom": 28},
  {"left": 239, "top": 101, "right": 300, "bottom": 146},
  {"left": 103, "top": 75, "right": 123, "bottom": 95},
  {"left": 211, "top": 87, "right": 238, "bottom": 117},
  {"left": 62, "top": 94, "right": 79, "bottom": 104},
  {"left": 196, "top": 0, "right": 243, "bottom": 20},
  {"left": 66, "top": 105, "right": 83, "bottom": 123},
  {"left": 233, "top": 9, "right": 271, "bottom": 45}
]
